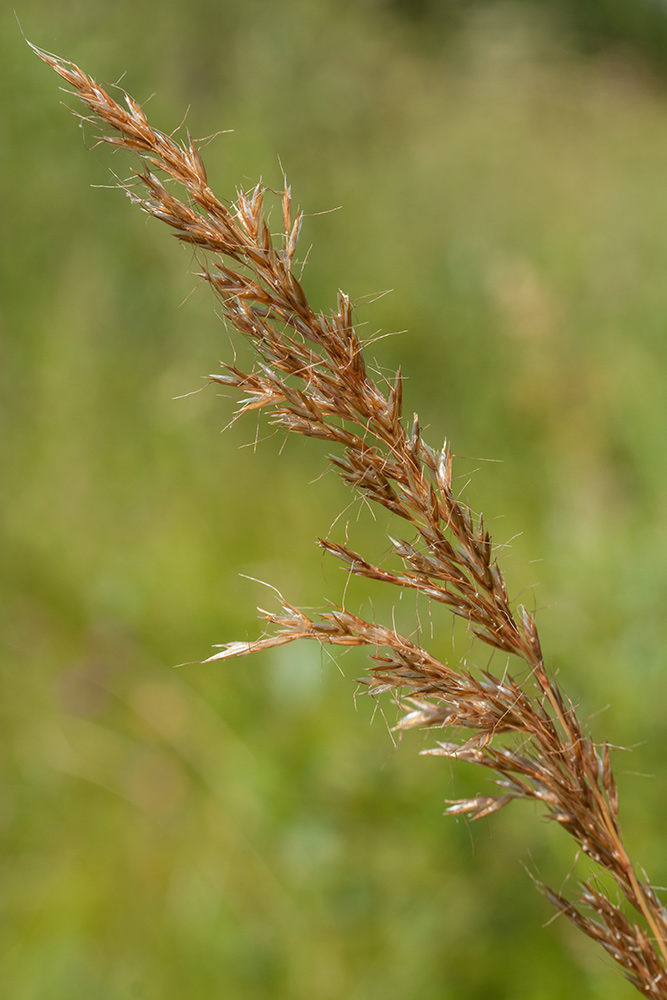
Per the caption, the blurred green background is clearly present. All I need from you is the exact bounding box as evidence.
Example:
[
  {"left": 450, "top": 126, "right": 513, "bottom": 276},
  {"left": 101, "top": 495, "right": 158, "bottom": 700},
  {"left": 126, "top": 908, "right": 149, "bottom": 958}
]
[{"left": 4, "top": 1, "right": 667, "bottom": 997}]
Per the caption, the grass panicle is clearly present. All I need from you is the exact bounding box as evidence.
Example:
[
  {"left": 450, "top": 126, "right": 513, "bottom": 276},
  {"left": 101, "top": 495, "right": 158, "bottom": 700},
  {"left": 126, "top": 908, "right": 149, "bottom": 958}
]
[{"left": 32, "top": 40, "right": 667, "bottom": 997}]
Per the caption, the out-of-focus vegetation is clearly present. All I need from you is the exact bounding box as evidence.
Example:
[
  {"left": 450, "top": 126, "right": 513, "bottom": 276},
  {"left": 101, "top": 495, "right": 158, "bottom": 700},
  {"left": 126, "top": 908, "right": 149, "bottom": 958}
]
[
  {"left": 391, "top": 0, "right": 667, "bottom": 73},
  {"left": 4, "top": 1, "right": 667, "bottom": 997}
]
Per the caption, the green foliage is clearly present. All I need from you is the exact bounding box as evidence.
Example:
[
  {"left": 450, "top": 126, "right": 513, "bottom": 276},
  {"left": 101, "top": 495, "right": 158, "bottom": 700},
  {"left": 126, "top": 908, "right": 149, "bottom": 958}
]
[
  {"left": 385, "top": 0, "right": 667, "bottom": 74},
  {"left": 4, "top": 1, "right": 667, "bottom": 996}
]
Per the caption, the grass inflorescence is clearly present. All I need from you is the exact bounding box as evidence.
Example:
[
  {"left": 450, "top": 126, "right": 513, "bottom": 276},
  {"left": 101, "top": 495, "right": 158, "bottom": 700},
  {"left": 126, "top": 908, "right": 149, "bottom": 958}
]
[{"left": 31, "top": 39, "right": 667, "bottom": 997}]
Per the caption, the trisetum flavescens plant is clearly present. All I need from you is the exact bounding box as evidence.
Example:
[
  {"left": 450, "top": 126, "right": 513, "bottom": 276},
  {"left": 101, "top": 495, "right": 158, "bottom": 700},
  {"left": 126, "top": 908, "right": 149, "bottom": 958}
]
[{"left": 31, "top": 39, "right": 667, "bottom": 997}]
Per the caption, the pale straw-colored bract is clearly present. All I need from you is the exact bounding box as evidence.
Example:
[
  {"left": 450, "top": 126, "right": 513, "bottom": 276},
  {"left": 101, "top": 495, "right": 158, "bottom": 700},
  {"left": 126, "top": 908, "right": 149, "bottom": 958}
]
[{"left": 32, "top": 39, "right": 667, "bottom": 996}]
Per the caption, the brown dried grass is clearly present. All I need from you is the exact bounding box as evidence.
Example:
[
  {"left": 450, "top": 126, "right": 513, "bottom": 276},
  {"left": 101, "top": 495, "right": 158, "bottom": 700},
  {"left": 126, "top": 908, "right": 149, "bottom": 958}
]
[{"left": 31, "top": 40, "right": 667, "bottom": 997}]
